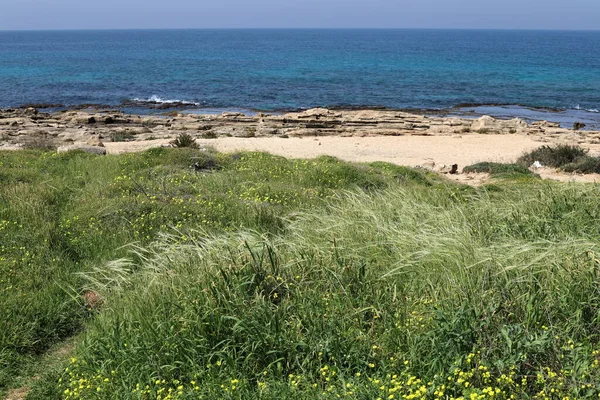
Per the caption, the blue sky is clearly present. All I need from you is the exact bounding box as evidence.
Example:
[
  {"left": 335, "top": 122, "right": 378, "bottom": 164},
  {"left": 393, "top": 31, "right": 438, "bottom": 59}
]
[{"left": 1, "top": 0, "right": 599, "bottom": 30}]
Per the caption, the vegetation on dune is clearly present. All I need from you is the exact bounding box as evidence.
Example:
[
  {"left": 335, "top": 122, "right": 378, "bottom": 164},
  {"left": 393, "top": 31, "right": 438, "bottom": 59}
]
[
  {"left": 517, "top": 145, "right": 588, "bottom": 169},
  {"left": 170, "top": 133, "right": 199, "bottom": 148},
  {"left": 517, "top": 144, "right": 600, "bottom": 174},
  {"left": 3, "top": 148, "right": 600, "bottom": 399},
  {"left": 462, "top": 162, "right": 537, "bottom": 178},
  {"left": 49, "top": 182, "right": 600, "bottom": 399},
  {"left": 0, "top": 148, "right": 425, "bottom": 395}
]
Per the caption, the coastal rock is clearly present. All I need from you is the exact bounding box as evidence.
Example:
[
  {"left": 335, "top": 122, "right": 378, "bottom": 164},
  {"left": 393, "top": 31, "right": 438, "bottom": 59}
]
[
  {"left": 471, "top": 116, "right": 497, "bottom": 132},
  {"left": 0, "top": 118, "right": 25, "bottom": 126},
  {"left": 442, "top": 118, "right": 466, "bottom": 127},
  {"left": 471, "top": 116, "right": 528, "bottom": 133},
  {"left": 221, "top": 112, "right": 244, "bottom": 118},
  {"left": 57, "top": 145, "right": 107, "bottom": 155},
  {"left": 429, "top": 125, "right": 456, "bottom": 135},
  {"left": 290, "top": 108, "right": 342, "bottom": 120},
  {"left": 68, "top": 113, "right": 99, "bottom": 125},
  {"left": 58, "top": 129, "right": 90, "bottom": 142},
  {"left": 86, "top": 136, "right": 104, "bottom": 147},
  {"left": 532, "top": 120, "right": 560, "bottom": 128}
]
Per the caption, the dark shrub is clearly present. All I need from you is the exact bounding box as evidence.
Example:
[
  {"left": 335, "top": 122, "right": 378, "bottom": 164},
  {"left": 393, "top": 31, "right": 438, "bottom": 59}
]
[
  {"left": 171, "top": 133, "right": 199, "bottom": 149},
  {"left": 110, "top": 130, "right": 135, "bottom": 142},
  {"left": 562, "top": 156, "right": 600, "bottom": 174},
  {"left": 517, "top": 145, "right": 588, "bottom": 168},
  {"left": 463, "top": 162, "right": 535, "bottom": 177},
  {"left": 200, "top": 131, "right": 218, "bottom": 139}
]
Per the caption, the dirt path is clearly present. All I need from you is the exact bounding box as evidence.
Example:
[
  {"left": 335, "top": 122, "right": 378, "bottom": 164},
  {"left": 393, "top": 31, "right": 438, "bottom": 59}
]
[{"left": 2, "top": 341, "right": 75, "bottom": 400}]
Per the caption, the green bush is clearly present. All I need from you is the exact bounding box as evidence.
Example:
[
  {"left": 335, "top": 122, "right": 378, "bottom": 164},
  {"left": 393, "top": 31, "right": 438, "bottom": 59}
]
[
  {"left": 109, "top": 131, "right": 135, "bottom": 142},
  {"left": 170, "top": 133, "right": 199, "bottom": 148},
  {"left": 463, "top": 162, "right": 535, "bottom": 177},
  {"left": 517, "top": 144, "right": 588, "bottom": 168},
  {"left": 562, "top": 156, "right": 600, "bottom": 174}
]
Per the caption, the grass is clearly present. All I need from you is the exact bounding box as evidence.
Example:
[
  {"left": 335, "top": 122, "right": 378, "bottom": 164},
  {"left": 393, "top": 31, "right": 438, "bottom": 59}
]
[
  {"left": 47, "top": 180, "right": 600, "bottom": 399},
  {"left": 4, "top": 148, "right": 600, "bottom": 399},
  {"left": 462, "top": 162, "right": 536, "bottom": 179},
  {"left": 0, "top": 148, "right": 429, "bottom": 396},
  {"left": 109, "top": 131, "right": 135, "bottom": 142}
]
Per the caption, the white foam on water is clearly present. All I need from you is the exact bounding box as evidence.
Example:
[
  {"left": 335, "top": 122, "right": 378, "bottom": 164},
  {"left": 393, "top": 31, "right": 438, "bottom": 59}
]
[{"left": 133, "top": 95, "right": 201, "bottom": 106}]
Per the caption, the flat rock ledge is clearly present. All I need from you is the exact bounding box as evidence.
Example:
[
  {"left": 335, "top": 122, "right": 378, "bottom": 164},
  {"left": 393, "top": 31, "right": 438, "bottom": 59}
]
[{"left": 0, "top": 107, "right": 598, "bottom": 152}]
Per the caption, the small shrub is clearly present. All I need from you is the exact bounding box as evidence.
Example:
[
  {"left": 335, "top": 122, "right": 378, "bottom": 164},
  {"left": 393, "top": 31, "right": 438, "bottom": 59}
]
[
  {"left": 242, "top": 127, "right": 257, "bottom": 138},
  {"left": 461, "top": 127, "right": 471, "bottom": 133},
  {"left": 562, "top": 156, "right": 600, "bottom": 174},
  {"left": 573, "top": 122, "right": 586, "bottom": 131},
  {"left": 463, "top": 162, "right": 535, "bottom": 177},
  {"left": 518, "top": 145, "right": 588, "bottom": 168},
  {"left": 477, "top": 128, "right": 491, "bottom": 134},
  {"left": 198, "top": 125, "right": 213, "bottom": 131},
  {"left": 200, "top": 131, "right": 218, "bottom": 139},
  {"left": 110, "top": 131, "right": 135, "bottom": 142},
  {"left": 171, "top": 133, "right": 199, "bottom": 148}
]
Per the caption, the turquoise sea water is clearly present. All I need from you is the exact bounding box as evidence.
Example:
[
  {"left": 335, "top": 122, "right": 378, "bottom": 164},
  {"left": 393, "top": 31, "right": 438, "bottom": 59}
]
[{"left": 0, "top": 29, "right": 599, "bottom": 124}]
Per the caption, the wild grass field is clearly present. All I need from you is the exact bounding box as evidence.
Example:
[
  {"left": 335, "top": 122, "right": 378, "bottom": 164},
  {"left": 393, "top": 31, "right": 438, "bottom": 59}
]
[{"left": 2, "top": 147, "right": 600, "bottom": 399}]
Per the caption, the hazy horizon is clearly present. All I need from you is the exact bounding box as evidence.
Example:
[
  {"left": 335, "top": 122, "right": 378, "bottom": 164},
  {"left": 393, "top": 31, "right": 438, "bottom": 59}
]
[
  {"left": 2, "top": 28, "right": 600, "bottom": 32},
  {"left": 1, "top": 0, "right": 599, "bottom": 31}
]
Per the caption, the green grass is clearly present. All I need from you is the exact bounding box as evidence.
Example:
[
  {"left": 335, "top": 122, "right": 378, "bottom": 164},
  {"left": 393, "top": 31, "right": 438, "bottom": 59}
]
[
  {"left": 0, "top": 148, "right": 432, "bottom": 396},
  {"left": 46, "top": 180, "right": 600, "bottom": 400},
  {"left": 462, "top": 162, "right": 537, "bottom": 179},
  {"left": 4, "top": 148, "right": 600, "bottom": 399}
]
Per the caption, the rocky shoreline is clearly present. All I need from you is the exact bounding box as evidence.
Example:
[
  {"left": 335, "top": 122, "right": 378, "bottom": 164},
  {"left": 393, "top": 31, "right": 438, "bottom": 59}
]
[{"left": 1, "top": 107, "right": 599, "bottom": 155}]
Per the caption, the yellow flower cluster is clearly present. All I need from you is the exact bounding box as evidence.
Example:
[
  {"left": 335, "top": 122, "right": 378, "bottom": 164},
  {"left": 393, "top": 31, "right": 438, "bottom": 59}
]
[{"left": 59, "top": 345, "right": 600, "bottom": 399}]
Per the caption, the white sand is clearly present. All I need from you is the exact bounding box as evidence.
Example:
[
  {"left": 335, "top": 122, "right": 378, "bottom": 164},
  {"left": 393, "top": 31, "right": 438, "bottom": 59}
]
[{"left": 104, "top": 134, "right": 600, "bottom": 184}]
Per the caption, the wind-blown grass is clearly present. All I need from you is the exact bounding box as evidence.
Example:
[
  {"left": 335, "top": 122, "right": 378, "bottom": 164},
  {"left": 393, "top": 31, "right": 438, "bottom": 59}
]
[
  {"left": 43, "top": 181, "right": 600, "bottom": 399},
  {"left": 0, "top": 148, "right": 430, "bottom": 394}
]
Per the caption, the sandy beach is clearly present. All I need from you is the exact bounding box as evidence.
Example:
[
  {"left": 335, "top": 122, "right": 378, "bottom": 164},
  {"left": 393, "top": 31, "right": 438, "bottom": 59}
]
[{"left": 3, "top": 107, "right": 600, "bottom": 183}]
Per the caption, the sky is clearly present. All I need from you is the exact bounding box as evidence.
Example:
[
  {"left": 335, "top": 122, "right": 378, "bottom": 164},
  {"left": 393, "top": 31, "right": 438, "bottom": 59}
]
[{"left": 1, "top": 0, "right": 599, "bottom": 31}]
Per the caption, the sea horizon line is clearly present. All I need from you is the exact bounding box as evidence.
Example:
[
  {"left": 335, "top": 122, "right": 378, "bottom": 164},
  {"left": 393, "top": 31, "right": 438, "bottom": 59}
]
[{"left": 1, "top": 27, "right": 599, "bottom": 33}]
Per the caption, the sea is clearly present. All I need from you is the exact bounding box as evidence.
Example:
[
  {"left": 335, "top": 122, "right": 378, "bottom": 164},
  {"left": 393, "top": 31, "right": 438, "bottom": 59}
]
[{"left": 1, "top": 29, "right": 599, "bottom": 128}]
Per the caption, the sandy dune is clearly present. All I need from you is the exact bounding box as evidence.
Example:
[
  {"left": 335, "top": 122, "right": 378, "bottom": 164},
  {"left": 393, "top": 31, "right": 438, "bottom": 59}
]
[{"left": 105, "top": 135, "right": 600, "bottom": 184}]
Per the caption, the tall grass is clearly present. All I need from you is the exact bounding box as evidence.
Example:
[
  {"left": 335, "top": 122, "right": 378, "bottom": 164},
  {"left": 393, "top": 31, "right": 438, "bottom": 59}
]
[
  {"left": 0, "top": 148, "right": 428, "bottom": 394},
  {"left": 47, "top": 182, "right": 600, "bottom": 399}
]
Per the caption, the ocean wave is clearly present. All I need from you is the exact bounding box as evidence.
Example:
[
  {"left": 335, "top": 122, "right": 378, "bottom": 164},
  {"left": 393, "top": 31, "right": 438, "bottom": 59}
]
[
  {"left": 573, "top": 105, "right": 598, "bottom": 113},
  {"left": 132, "top": 95, "right": 201, "bottom": 106}
]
